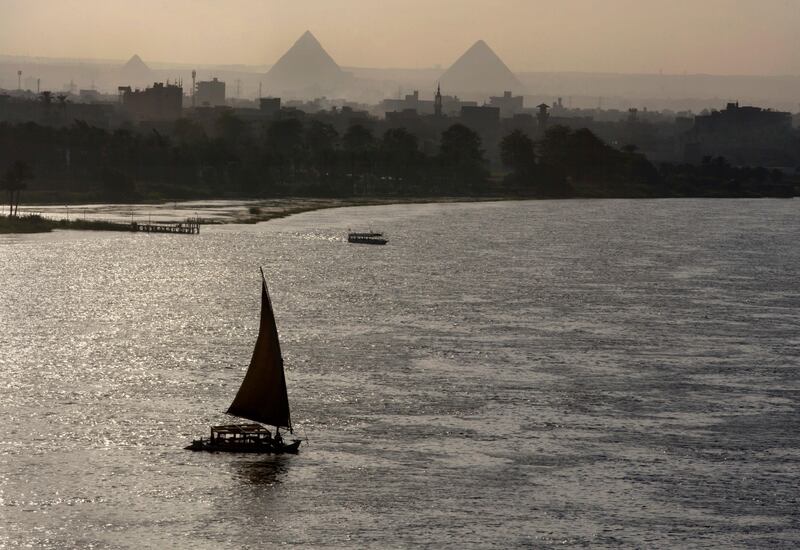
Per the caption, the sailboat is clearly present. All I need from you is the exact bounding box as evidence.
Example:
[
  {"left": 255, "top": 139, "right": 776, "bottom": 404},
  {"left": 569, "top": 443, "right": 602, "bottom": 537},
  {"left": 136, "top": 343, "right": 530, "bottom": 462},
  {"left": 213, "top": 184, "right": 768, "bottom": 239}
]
[{"left": 186, "top": 269, "right": 301, "bottom": 454}]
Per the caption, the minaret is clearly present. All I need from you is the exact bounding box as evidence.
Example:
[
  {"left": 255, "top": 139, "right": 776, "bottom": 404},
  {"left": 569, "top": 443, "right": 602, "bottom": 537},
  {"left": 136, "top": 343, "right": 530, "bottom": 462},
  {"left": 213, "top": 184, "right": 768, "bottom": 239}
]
[
  {"left": 434, "top": 83, "right": 443, "bottom": 117},
  {"left": 191, "top": 70, "right": 197, "bottom": 107}
]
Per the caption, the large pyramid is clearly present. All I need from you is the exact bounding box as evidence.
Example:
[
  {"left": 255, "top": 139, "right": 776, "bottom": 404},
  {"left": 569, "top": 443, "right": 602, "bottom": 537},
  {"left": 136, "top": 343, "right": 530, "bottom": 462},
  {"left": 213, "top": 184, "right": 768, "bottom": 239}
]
[
  {"left": 264, "top": 31, "right": 350, "bottom": 94},
  {"left": 439, "top": 40, "right": 523, "bottom": 95},
  {"left": 117, "top": 54, "right": 153, "bottom": 86}
]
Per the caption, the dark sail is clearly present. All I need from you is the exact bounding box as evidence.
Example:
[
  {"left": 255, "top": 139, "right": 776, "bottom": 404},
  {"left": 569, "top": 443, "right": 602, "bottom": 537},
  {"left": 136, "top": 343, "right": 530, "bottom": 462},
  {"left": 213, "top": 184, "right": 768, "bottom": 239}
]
[{"left": 227, "top": 275, "right": 292, "bottom": 429}]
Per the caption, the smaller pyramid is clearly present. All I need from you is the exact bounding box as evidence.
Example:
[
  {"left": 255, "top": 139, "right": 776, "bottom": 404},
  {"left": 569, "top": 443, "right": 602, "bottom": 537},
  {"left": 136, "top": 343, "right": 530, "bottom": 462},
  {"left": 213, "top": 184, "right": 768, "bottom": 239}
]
[
  {"left": 264, "top": 31, "right": 349, "bottom": 94},
  {"left": 439, "top": 40, "right": 523, "bottom": 95}
]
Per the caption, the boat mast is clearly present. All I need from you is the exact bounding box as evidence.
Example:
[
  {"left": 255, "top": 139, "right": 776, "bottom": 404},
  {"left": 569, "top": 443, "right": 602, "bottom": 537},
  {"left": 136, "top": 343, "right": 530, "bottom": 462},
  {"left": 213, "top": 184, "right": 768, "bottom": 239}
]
[{"left": 260, "top": 266, "right": 292, "bottom": 434}]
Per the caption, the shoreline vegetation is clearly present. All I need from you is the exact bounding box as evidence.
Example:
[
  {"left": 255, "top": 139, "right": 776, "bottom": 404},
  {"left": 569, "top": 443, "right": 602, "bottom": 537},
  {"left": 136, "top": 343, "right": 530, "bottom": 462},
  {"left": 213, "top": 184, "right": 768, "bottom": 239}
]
[{"left": 0, "top": 214, "right": 140, "bottom": 234}]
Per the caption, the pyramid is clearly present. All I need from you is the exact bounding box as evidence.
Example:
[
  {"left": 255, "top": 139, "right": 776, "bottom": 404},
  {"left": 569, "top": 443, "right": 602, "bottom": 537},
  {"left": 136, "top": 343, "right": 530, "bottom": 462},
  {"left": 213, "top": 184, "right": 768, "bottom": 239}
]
[
  {"left": 122, "top": 54, "right": 151, "bottom": 74},
  {"left": 118, "top": 54, "right": 153, "bottom": 85},
  {"left": 439, "top": 40, "right": 523, "bottom": 95},
  {"left": 264, "top": 31, "right": 349, "bottom": 93}
]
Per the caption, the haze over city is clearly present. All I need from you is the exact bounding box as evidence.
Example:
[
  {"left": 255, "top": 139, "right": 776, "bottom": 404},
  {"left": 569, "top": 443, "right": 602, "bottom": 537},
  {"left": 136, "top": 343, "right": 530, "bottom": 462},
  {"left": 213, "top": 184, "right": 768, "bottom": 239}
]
[
  {"left": 1, "top": 0, "right": 799, "bottom": 75},
  {"left": 2, "top": 4, "right": 800, "bottom": 548}
]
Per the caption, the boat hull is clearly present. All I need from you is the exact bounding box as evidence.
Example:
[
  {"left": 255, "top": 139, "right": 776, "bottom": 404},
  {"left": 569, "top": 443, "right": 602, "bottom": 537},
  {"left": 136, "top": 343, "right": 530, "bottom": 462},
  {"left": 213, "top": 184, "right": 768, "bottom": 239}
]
[
  {"left": 185, "top": 439, "right": 301, "bottom": 454},
  {"left": 348, "top": 237, "right": 387, "bottom": 245}
]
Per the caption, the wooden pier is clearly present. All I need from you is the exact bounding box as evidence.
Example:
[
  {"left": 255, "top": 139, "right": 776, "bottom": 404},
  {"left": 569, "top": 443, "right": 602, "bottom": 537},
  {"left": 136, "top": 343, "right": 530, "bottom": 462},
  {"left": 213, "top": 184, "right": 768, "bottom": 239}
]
[{"left": 133, "top": 218, "right": 201, "bottom": 234}]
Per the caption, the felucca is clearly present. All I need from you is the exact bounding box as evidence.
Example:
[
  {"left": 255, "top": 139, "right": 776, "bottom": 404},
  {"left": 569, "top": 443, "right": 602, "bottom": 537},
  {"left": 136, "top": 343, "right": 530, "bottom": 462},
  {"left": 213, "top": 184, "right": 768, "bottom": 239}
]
[{"left": 186, "top": 269, "right": 301, "bottom": 454}]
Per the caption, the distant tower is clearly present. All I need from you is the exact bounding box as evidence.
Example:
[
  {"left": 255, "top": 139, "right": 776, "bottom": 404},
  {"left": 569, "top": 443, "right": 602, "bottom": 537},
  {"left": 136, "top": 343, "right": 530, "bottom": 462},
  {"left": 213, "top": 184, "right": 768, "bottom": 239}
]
[
  {"left": 36, "top": 78, "right": 40, "bottom": 94},
  {"left": 536, "top": 103, "right": 551, "bottom": 129},
  {"left": 17, "top": 70, "right": 22, "bottom": 90},
  {"left": 235, "top": 79, "right": 241, "bottom": 98},
  {"left": 434, "top": 83, "right": 443, "bottom": 117},
  {"left": 191, "top": 70, "right": 197, "bottom": 107}
]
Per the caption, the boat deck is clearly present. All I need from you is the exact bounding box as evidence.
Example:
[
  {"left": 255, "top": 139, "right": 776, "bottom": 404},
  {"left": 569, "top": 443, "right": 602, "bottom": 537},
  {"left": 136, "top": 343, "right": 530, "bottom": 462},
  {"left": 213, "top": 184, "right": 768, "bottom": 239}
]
[{"left": 186, "top": 424, "right": 300, "bottom": 454}]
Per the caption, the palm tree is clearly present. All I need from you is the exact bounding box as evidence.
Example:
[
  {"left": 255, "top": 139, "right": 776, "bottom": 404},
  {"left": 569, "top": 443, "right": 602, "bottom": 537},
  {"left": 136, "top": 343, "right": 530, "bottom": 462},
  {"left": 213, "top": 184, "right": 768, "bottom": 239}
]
[
  {"left": 3, "top": 161, "right": 34, "bottom": 217},
  {"left": 380, "top": 128, "right": 420, "bottom": 193},
  {"left": 500, "top": 130, "right": 535, "bottom": 175},
  {"left": 342, "top": 125, "right": 376, "bottom": 192},
  {"left": 266, "top": 118, "right": 304, "bottom": 184},
  {"left": 439, "top": 124, "right": 487, "bottom": 190}
]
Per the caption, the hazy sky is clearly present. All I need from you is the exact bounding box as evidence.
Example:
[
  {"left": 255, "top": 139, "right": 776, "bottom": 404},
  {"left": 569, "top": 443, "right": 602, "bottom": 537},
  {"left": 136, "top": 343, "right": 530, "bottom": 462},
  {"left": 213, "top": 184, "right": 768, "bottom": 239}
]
[{"left": 1, "top": 0, "right": 798, "bottom": 75}]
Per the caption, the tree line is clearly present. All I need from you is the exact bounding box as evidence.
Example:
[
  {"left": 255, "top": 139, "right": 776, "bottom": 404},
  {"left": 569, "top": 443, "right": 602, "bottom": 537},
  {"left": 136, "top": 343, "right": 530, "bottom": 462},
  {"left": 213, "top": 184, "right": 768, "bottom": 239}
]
[
  {"left": 0, "top": 112, "right": 795, "bottom": 208},
  {"left": 500, "top": 126, "right": 794, "bottom": 198},
  {"left": 0, "top": 116, "right": 490, "bottom": 203}
]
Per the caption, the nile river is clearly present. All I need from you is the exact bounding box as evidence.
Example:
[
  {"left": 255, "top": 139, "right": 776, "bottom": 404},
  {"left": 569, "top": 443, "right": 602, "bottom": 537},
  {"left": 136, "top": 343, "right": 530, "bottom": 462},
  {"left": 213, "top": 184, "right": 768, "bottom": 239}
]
[{"left": 1, "top": 199, "right": 798, "bottom": 548}]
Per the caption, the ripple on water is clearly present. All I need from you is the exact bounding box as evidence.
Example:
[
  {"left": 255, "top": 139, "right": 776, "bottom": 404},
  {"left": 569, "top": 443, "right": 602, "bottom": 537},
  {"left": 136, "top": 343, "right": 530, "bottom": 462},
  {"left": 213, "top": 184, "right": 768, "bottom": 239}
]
[{"left": 1, "top": 199, "right": 798, "bottom": 548}]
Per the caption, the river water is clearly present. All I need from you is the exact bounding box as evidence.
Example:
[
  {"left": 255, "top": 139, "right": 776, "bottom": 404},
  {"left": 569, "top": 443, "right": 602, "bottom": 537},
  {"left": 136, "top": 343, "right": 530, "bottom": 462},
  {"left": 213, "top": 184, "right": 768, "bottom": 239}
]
[{"left": 1, "top": 199, "right": 798, "bottom": 548}]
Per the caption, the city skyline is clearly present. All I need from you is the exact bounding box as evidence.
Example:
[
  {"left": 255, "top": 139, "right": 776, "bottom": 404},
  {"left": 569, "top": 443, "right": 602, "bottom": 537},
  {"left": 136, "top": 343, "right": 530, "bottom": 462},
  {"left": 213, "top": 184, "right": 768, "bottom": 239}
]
[{"left": 1, "top": 0, "right": 799, "bottom": 76}]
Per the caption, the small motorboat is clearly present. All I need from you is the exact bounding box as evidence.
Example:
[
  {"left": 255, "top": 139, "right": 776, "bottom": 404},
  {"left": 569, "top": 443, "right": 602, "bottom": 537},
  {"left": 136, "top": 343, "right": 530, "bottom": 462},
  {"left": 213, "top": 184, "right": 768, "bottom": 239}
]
[{"left": 348, "top": 231, "right": 388, "bottom": 245}]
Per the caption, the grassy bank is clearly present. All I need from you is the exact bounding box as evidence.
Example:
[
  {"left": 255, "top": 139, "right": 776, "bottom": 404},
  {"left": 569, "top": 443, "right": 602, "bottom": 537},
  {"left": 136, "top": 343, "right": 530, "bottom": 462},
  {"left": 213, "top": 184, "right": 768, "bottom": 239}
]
[
  {"left": 0, "top": 214, "right": 54, "bottom": 233},
  {"left": 0, "top": 214, "right": 140, "bottom": 234}
]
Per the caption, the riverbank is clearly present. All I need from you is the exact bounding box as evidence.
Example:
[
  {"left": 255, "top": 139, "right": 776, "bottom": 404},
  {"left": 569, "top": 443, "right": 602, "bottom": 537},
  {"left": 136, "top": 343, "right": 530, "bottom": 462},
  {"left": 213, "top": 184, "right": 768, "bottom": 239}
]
[
  {"left": 2, "top": 196, "right": 514, "bottom": 234},
  {"left": 6, "top": 191, "right": 797, "bottom": 234}
]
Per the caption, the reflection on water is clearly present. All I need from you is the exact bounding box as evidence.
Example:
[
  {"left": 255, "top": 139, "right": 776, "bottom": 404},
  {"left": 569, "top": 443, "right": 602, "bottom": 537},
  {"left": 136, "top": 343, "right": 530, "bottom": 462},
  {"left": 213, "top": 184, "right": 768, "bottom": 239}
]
[
  {"left": 1, "top": 199, "right": 798, "bottom": 548},
  {"left": 232, "top": 456, "right": 291, "bottom": 486}
]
